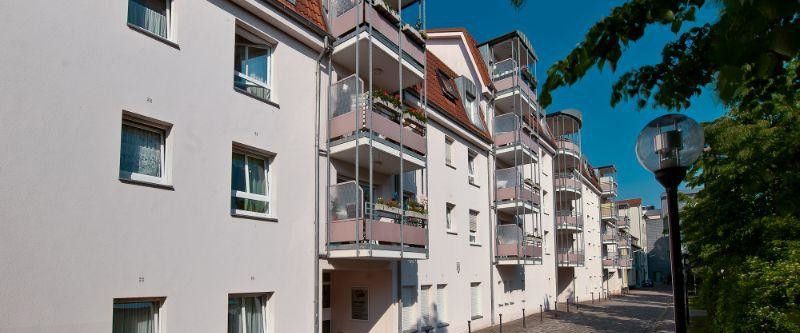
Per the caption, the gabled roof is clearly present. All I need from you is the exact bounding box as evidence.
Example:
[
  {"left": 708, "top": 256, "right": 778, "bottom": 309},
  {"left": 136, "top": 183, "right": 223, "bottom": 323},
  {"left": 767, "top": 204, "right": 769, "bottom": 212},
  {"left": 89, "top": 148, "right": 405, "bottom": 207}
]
[
  {"left": 426, "top": 28, "right": 494, "bottom": 91},
  {"left": 272, "top": 0, "right": 327, "bottom": 32},
  {"left": 415, "top": 52, "right": 492, "bottom": 143}
]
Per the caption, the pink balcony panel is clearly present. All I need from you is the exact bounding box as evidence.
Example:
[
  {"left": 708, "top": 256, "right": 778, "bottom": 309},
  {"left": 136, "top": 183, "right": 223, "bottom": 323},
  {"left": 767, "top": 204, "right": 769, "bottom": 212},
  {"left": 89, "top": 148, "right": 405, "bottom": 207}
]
[
  {"left": 329, "top": 219, "right": 427, "bottom": 247},
  {"left": 330, "top": 108, "right": 426, "bottom": 155},
  {"left": 331, "top": 3, "right": 424, "bottom": 66},
  {"left": 497, "top": 187, "right": 540, "bottom": 205}
]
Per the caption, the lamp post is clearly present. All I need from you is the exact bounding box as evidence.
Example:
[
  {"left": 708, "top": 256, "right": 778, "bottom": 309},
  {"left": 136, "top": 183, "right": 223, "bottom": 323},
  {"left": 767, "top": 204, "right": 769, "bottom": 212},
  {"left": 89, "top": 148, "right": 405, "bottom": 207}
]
[{"left": 635, "top": 114, "right": 704, "bottom": 333}]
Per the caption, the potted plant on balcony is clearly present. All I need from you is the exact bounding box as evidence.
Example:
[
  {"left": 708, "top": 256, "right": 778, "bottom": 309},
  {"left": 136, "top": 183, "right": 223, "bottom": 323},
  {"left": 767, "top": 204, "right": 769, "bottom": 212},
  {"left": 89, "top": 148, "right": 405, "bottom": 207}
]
[
  {"left": 371, "top": 0, "right": 400, "bottom": 24},
  {"left": 403, "top": 107, "right": 427, "bottom": 133},
  {"left": 403, "top": 22, "right": 425, "bottom": 45},
  {"left": 405, "top": 198, "right": 428, "bottom": 220},
  {"left": 523, "top": 177, "right": 537, "bottom": 188},
  {"left": 372, "top": 88, "right": 402, "bottom": 114},
  {"left": 375, "top": 197, "right": 402, "bottom": 215}
]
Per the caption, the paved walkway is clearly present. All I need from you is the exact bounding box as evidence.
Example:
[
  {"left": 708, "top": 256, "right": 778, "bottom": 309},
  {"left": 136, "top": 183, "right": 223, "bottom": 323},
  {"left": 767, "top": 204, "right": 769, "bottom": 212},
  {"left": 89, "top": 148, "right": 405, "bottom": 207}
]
[{"left": 475, "top": 289, "right": 676, "bottom": 333}]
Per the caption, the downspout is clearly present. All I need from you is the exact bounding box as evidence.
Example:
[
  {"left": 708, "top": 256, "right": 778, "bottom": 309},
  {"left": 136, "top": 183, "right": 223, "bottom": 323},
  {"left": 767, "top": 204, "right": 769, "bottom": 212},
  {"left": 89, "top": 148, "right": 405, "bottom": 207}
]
[{"left": 314, "top": 35, "right": 332, "bottom": 333}]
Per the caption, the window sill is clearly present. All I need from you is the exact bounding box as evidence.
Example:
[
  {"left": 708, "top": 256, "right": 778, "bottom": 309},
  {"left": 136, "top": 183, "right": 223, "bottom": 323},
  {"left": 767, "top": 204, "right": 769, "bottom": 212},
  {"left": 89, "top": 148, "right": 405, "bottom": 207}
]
[
  {"left": 471, "top": 315, "right": 483, "bottom": 320},
  {"left": 119, "top": 177, "right": 174, "bottom": 190},
  {"left": 469, "top": 181, "right": 480, "bottom": 188},
  {"left": 446, "top": 230, "right": 458, "bottom": 235},
  {"left": 469, "top": 243, "right": 482, "bottom": 247},
  {"left": 234, "top": 88, "right": 280, "bottom": 108},
  {"left": 127, "top": 23, "right": 180, "bottom": 49},
  {"left": 446, "top": 163, "right": 457, "bottom": 170},
  {"left": 231, "top": 210, "right": 278, "bottom": 222}
]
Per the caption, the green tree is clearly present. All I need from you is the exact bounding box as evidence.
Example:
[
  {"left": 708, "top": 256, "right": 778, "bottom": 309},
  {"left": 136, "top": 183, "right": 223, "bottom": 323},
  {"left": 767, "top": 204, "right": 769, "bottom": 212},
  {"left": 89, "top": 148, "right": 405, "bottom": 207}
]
[{"left": 511, "top": 0, "right": 800, "bottom": 331}]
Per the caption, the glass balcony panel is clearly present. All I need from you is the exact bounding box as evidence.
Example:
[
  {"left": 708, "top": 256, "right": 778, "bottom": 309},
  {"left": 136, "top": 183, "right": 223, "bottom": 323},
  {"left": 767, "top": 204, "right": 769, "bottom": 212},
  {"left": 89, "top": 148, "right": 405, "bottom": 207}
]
[{"left": 496, "top": 167, "right": 540, "bottom": 206}]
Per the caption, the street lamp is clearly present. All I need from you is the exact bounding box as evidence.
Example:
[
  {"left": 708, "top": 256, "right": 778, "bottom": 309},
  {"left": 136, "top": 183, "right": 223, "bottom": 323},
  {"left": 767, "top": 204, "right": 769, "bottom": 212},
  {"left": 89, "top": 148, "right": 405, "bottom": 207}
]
[{"left": 635, "top": 114, "right": 704, "bottom": 333}]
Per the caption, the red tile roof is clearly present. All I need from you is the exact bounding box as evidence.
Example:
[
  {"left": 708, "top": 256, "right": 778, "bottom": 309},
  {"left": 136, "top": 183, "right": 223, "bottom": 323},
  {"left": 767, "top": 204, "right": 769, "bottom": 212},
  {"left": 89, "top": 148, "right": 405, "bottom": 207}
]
[
  {"left": 617, "top": 198, "right": 643, "bottom": 207},
  {"left": 416, "top": 52, "right": 492, "bottom": 143},
  {"left": 274, "top": 0, "right": 327, "bottom": 32},
  {"left": 426, "top": 28, "right": 494, "bottom": 91}
]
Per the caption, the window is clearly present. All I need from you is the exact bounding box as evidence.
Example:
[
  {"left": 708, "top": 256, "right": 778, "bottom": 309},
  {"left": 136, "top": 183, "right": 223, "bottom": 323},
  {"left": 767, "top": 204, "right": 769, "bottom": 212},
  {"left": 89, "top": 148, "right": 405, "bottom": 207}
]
[
  {"left": 228, "top": 294, "right": 269, "bottom": 333},
  {"left": 435, "top": 284, "right": 447, "bottom": 324},
  {"left": 231, "top": 149, "right": 271, "bottom": 218},
  {"left": 445, "top": 203, "right": 455, "bottom": 233},
  {"left": 437, "top": 70, "right": 458, "bottom": 100},
  {"left": 470, "top": 282, "right": 482, "bottom": 319},
  {"left": 128, "top": 0, "right": 171, "bottom": 39},
  {"left": 420, "top": 285, "right": 432, "bottom": 327},
  {"left": 113, "top": 298, "right": 163, "bottom": 333},
  {"left": 469, "top": 210, "right": 479, "bottom": 244},
  {"left": 467, "top": 150, "right": 477, "bottom": 185},
  {"left": 445, "top": 137, "right": 454, "bottom": 167},
  {"left": 234, "top": 28, "right": 273, "bottom": 102},
  {"left": 401, "top": 286, "right": 417, "bottom": 332},
  {"left": 120, "top": 117, "right": 169, "bottom": 185},
  {"left": 351, "top": 287, "right": 368, "bottom": 321}
]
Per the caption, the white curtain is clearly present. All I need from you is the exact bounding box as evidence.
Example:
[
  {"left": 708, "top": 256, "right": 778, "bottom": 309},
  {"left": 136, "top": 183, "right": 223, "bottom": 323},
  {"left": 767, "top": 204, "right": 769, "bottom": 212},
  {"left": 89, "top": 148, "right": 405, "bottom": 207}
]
[
  {"left": 113, "top": 302, "right": 155, "bottom": 333},
  {"left": 245, "top": 297, "right": 265, "bottom": 333},
  {"left": 128, "top": 0, "right": 168, "bottom": 38},
  {"left": 121, "top": 124, "right": 162, "bottom": 177}
]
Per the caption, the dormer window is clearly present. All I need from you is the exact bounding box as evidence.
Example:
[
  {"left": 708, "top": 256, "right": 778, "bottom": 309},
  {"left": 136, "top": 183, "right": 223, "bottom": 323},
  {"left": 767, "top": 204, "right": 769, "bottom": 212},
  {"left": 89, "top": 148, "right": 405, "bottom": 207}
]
[{"left": 437, "top": 70, "right": 458, "bottom": 100}]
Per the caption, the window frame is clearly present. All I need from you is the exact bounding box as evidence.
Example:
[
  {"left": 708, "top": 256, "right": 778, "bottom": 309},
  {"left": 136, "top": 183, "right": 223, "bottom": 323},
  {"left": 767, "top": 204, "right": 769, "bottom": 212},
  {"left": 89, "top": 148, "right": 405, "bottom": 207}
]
[
  {"left": 437, "top": 70, "right": 458, "bottom": 100},
  {"left": 231, "top": 148, "right": 273, "bottom": 220},
  {"left": 119, "top": 116, "right": 170, "bottom": 187},
  {"left": 467, "top": 150, "right": 477, "bottom": 185},
  {"left": 470, "top": 282, "right": 482, "bottom": 319},
  {"left": 469, "top": 210, "right": 479, "bottom": 245},
  {"left": 113, "top": 297, "right": 164, "bottom": 333},
  {"left": 228, "top": 294, "right": 270, "bottom": 333},
  {"left": 127, "top": 0, "right": 174, "bottom": 41},
  {"left": 445, "top": 203, "right": 456, "bottom": 234},
  {"left": 435, "top": 284, "right": 448, "bottom": 325},
  {"left": 445, "top": 136, "right": 455, "bottom": 168},
  {"left": 234, "top": 27, "right": 274, "bottom": 102}
]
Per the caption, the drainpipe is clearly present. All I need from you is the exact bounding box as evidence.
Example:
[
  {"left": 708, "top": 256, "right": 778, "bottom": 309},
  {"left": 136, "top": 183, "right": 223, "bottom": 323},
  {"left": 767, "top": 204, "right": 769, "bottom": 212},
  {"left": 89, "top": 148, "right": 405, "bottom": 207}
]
[
  {"left": 488, "top": 92, "right": 496, "bottom": 326},
  {"left": 314, "top": 35, "right": 332, "bottom": 333}
]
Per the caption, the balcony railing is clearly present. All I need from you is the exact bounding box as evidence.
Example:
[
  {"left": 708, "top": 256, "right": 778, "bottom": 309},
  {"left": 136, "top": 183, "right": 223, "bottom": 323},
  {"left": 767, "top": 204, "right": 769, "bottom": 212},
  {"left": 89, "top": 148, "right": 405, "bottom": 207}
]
[
  {"left": 602, "top": 233, "right": 617, "bottom": 243},
  {"left": 600, "top": 203, "right": 618, "bottom": 220},
  {"left": 618, "top": 256, "right": 632, "bottom": 267},
  {"left": 617, "top": 217, "right": 630, "bottom": 228},
  {"left": 555, "top": 210, "right": 583, "bottom": 230},
  {"left": 556, "top": 249, "right": 584, "bottom": 266},
  {"left": 496, "top": 167, "right": 541, "bottom": 207},
  {"left": 329, "top": 75, "right": 426, "bottom": 157},
  {"left": 494, "top": 113, "right": 540, "bottom": 152},
  {"left": 555, "top": 171, "right": 581, "bottom": 192},
  {"left": 602, "top": 257, "right": 617, "bottom": 267},
  {"left": 600, "top": 177, "right": 618, "bottom": 196},
  {"left": 556, "top": 139, "right": 580, "bottom": 156},
  {"left": 329, "top": 0, "right": 424, "bottom": 68},
  {"left": 492, "top": 58, "right": 537, "bottom": 103},
  {"left": 618, "top": 238, "right": 630, "bottom": 248},
  {"left": 495, "top": 224, "right": 542, "bottom": 262},
  {"left": 328, "top": 181, "right": 428, "bottom": 257}
]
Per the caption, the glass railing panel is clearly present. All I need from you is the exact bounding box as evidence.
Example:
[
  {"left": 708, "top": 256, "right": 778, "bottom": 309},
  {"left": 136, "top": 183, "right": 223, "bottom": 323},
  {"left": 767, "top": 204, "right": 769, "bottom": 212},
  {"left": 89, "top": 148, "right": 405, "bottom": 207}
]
[{"left": 492, "top": 58, "right": 517, "bottom": 80}]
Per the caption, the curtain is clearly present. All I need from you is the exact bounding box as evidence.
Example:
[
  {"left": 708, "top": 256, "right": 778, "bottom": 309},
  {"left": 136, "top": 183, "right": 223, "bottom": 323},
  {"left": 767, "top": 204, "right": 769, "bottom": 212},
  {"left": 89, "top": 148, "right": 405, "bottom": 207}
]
[
  {"left": 128, "top": 0, "right": 168, "bottom": 38},
  {"left": 228, "top": 298, "right": 243, "bottom": 333},
  {"left": 245, "top": 297, "right": 265, "bottom": 333},
  {"left": 246, "top": 156, "right": 267, "bottom": 213},
  {"left": 121, "top": 124, "right": 162, "bottom": 177},
  {"left": 113, "top": 302, "right": 155, "bottom": 333}
]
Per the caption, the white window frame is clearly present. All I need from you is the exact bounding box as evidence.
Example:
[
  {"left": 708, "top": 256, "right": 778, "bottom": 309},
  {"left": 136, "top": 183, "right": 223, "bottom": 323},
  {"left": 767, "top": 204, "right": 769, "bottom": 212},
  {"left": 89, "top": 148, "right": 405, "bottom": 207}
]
[
  {"left": 231, "top": 149, "right": 273, "bottom": 220},
  {"left": 113, "top": 298, "right": 164, "bottom": 333},
  {"left": 469, "top": 210, "right": 479, "bottom": 244},
  {"left": 128, "top": 0, "right": 173, "bottom": 40},
  {"left": 229, "top": 294, "right": 270, "bottom": 333},
  {"left": 119, "top": 118, "right": 169, "bottom": 186},
  {"left": 435, "top": 284, "right": 447, "bottom": 325},
  {"left": 234, "top": 27, "right": 274, "bottom": 100},
  {"left": 467, "top": 150, "right": 477, "bottom": 185},
  {"left": 445, "top": 137, "right": 454, "bottom": 167},
  {"left": 470, "top": 282, "right": 482, "bottom": 319},
  {"left": 445, "top": 203, "right": 456, "bottom": 233}
]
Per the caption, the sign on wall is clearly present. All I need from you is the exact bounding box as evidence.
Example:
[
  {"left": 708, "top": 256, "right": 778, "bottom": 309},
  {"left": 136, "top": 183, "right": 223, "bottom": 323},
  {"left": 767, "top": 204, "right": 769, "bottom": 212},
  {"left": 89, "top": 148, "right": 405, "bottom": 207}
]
[{"left": 351, "top": 287, "right": 368, "bottom": 321}]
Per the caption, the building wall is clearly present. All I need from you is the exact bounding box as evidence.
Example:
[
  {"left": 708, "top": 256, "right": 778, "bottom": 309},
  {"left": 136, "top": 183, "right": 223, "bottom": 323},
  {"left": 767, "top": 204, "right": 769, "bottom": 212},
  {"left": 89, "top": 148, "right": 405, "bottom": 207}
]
[
  {"left": 573, "top": 185, "right": 603, "bottom": 302},
  {"left": 0, "top": 1, "right": 325, "bottom": 332}
]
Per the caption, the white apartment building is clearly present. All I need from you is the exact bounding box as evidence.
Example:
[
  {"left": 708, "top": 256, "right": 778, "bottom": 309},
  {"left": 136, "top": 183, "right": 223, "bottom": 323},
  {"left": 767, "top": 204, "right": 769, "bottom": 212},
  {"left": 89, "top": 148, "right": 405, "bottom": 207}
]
[
  {"left": 0, "top": 1, "right": 632, "bottom": 332},
  {"left": 617, "top": 198, "right": 648, "bottom": 289}
]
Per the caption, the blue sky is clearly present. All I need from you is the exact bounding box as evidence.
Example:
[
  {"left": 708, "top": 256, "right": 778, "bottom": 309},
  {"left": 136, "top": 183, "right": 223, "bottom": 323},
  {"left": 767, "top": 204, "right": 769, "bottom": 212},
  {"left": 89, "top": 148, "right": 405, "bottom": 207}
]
[{"left": 425, "top": 0, "right": 726, "bottom": 207}]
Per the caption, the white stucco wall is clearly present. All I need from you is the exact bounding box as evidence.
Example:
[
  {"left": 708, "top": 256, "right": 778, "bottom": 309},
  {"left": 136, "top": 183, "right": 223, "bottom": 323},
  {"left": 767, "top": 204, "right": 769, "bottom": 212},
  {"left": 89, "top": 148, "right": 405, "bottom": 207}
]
[{"left": 0, "top": 1, "right": 326, "bottom": 332}]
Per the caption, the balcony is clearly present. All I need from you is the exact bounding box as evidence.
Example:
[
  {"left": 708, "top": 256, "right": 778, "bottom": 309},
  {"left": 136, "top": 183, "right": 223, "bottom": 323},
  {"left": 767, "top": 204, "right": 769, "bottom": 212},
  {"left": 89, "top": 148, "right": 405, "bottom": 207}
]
[
  {"left": 602, "top": 257, "right": 617, "bottom": 268},
  {"left": 618, "top": 238, "right": 631, "bottom": 248},
  {"left": 328, "top": 181, "right": 428, "bottom": 259},
  {"left": 599, "top": 177, "right": 618, "bottom": 198},
  {"left": 495, "top": 224, "right": 542, "bottom": 265},
  {"left": 602, "top": 233, "right": 617, "bottom": 244},
  {"left": 600, "top": 203, "right": 618, "bottom": 222},
  {"left": 492, "top": 58, "right": 538, "bottom": 112},
  {"left": 496, "top": 167, "right": 541, "bottom": 214},
  {"left": 557, "top": 250, "right": 584, "bottom": 267},
  {"left": 554, "top": 171, "right": 582, "bottom": 200},
  {"left": 494, "top": 113, "right": 539, "bottom": 165},
  {"left": 555, "top": 210, "right": 583, "bottom": 231},
  {"left": 618, "top": 256, "right": 632, "bottom": 268},
  {"left": 617, "top": 217, "right": 630, "bottom": 229},
  {"left": 329, "top": 76, "right": 426, "bottom": 175},
  {"left": 555, "top": 139, "right": 581, "bottom": 170},
  {"left": 329, "top": 0, "right": 425, "bottom": 89}
]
